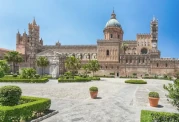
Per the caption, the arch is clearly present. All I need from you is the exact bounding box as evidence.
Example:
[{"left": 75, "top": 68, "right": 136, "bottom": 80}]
[
  {"left": 110, "top": 34, "right": 113, "bottom": 38},
  {"left": 141, "top": 48, "right": 148, "bottom": 54},
  {"left": 106, "top": 50, "right": 110, "bottom": 56}
]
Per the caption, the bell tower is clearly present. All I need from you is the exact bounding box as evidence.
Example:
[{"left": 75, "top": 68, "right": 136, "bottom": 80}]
[{"left": 150, "top": 16, "right": 158, "bottom": 49}]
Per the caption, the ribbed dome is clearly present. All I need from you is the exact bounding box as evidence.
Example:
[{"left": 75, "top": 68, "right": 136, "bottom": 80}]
[
  {"left": 105, "top": 19, "right": 121, "bottom": 28},
  {"left": 105, "top": 10, "right": 121, "bottom": 28}
]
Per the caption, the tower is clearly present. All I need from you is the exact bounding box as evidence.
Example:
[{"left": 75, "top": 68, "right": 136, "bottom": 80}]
[
  {"left": 97, "top": 10, "right": 122, "bottom": 62},
  {"left": 16, "top": 18, "right": 43, "bottom": 68},
  {"left": 150, "top": 16, "right": 158, "bottom": 49}
]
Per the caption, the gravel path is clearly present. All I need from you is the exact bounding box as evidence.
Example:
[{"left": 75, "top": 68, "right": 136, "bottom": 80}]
[{"left": 0, "top": 78, "right": 178, "bottom": 122}]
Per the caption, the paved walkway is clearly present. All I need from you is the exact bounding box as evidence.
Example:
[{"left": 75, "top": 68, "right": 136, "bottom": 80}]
[{"left": 0, "top": 78, "right": 178, "bottom": 122}]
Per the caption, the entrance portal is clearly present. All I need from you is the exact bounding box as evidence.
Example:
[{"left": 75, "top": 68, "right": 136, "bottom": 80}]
[{"left": 117, "top": 72, "right": 119, "bottom": 77}]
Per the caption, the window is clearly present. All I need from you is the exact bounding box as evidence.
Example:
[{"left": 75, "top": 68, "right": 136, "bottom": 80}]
[
  {"left": 130, "top": 59, "right": 132, "bottom": 63},
  {"left": 101, "top": 66, "right": 102, "bottom": 69},
  {"left": 166, "top": 63, "right": 168, "bottom": 67},
  {"left": 118, "top": 35, "right": 120, "bottom": 39},
  {"left": 157, "top": 63, "right": 159, "bottom": 67},
  {"left": 117, "top": 66, "right": 119, "bottom": 69},
  {"left": 106, "top": 50, "right": 109, "bottom": 56},
  {"left": 106, "top": 66, "right": 107, "bottom": 69},
  {"left": 126, "top": 59, "right": 128, "bottom": 63},
  {"left": 141, "top": 48, "right": 148, "bottom": 54},
  {"left": 143, "top": 59, "right": 145, "bottom": 63},
  {"left": 139, "top": 59, "right": 140, "bottom": 63},
  {"left": 111, "top": 66, "right": 113, "bottom": 69},
  {"left": 110, "top": 34, "right": 113, "bottom": 38}
]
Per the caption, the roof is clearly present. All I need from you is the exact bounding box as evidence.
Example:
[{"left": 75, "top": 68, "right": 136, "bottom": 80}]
[{"left": 0, "top": 48, "right": 12, "bottom": 52}]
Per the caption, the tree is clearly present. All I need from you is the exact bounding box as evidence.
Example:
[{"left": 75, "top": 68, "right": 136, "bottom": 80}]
[
  {"left": 36, "top": 56, "right": 49, "bottom": 76},
  {"left": 4, "top": 51, "right": 23, "bottom": 73},
  {"left": 0, "top": 60, "right": 10, "bottom": 73},
  {"left": 82, "top": 63, "right": 90, "bottom": 76},
  {"left": 65, "top": 56, "right": 81, "bottom": 78},
  {"left": 88, "top": 60, "right": 100, "bottom": 77},
  {"left": 164, "top": 79, "right": 179, "bottom": 110},
  {"left": 121, "top": 42, "right": 128, "bottom": 77}
]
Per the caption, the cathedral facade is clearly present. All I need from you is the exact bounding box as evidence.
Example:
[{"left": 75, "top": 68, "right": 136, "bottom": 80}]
[{"left": 16, "top": 11, "right": 179, "bottom": 77}]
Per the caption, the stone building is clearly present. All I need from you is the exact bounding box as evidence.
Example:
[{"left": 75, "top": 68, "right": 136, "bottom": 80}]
[{"left": 16, "top": 11, "right": 179, "bottom": 77}]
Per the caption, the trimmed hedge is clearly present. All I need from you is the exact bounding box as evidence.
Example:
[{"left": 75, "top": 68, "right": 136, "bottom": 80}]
[
  {"left": 58, "top": 78, "right": 91, "bottom": 82},
  {"left": 125, "top": 80, "right": 147, "bottom": 84},
  {"left": 0, "top": 96, "right": 51, "bottom": 122},
  {"left": 141, "top": 110, "right": 179, "bottom": 122},
  {"left": 88, "top": 77, "right": 100, "bottom": 81},
  {"left": 94, "top": 75, "right": 115, "bottom": 78},
  {"left": 0, "top": 86, "right": 22, "bottom": 106},
  {"left": 0, "top": 78, "right": 48, "bottom": 83}
]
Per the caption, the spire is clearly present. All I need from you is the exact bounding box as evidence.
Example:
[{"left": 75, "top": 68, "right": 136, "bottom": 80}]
[
  {"left": 17, "top": 29, "right": 19, "bottom": 34},
  {"left": 111, "top": 8, "right": 116, "bottom": 19},
  {"left": 32, "top": 17, "right": 37, "bottom": 25}
]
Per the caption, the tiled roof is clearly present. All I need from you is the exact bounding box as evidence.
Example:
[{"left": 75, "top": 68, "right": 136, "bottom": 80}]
[{"left": 0, "top": 48, "right": 12, "bottom": 52}]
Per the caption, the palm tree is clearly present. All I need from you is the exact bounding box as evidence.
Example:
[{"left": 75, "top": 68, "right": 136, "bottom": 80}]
[
  {"left": 4, "top": 51, "right": 23, "bottom": 73},
  {"left": 36, "top": 56, "right": 49, "bottom": 76},
  {"left": 88, "top": 60, "right": 100, "bottom": 77},
  {"left": 121, "top": 42, "right": 128, "bottom": 77},
  {"left": 65, "top": 56, "right": 81, "bottom": 78}
]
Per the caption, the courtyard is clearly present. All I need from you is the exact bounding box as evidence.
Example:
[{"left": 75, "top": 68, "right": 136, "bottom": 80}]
[{"left": 0, "top": 78, "right": 178, "bottom": 122}]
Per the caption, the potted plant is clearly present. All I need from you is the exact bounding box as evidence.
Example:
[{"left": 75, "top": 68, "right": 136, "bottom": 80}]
[
  {"left": 149, "top": 92, "right": 160, "bottom": 107},
  {"left": 89, "top": 86, "right": 98, "bottom": 99}
]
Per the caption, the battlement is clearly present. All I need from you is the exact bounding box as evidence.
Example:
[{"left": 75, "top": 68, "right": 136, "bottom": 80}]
[
  {"left": 137, "top": 33, "right": 151, "bottom": 39},
  {"left": 152, "top": 58, "right": 179, "bottom": 61},
  {"left": 123, "top": 40, "right": 136, "bottom": 43}
]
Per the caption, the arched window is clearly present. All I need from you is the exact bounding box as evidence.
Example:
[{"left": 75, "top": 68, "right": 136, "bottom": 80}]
[
  {"left": 166, "top": 63, "right": 168, "bottom": 67},
  {"left": 110, "top": 34, "right": 113, "bottom": 38},
  {"left": 157, "top": 63, "right": 159, "bottom": 67},
  {"left": 106, "top": 50, "right": 109, "bottom": 56},
  {"left": 106, "top": 66, "right": 107, "bottom": 69},
  {"left": 141, "top": 48, "right": 148, "bottom": 54},
  {"left": 118, "top": 35, "right": 120, "bottom": 39}
]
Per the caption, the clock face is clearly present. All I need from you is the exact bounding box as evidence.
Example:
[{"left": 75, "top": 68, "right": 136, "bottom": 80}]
[{"left": 152, "top": 42, "right": 157, "bottom": 47}]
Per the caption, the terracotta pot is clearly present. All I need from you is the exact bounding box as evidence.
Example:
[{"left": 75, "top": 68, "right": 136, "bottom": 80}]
[
  {"left": 90, "top": 91, "right": 98, "bottom": 99},
  {"left": 149, "top": 97, "right": 159, "bottom": 107}
]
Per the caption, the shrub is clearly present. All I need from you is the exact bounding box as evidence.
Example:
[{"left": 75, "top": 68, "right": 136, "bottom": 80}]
[
  {"left": 20, "top": 68, "right": 36, "bottom": 79},
  {"left": 0, "top": 78, "right": 48, "bottom": 83},
  {"left": 89, "top": 86, "right": 98, "bottom": 92},
  {"left": 133, "top": 73, "right": 137, "bottom": 76},
  {"left": 0, "top": 68, "right": 5, "bottom": 78},
  {"left": 0, "top": 96, "right": 51, "bottom": 122},
  {"left": 110, "top": 73, "right": 115, "bottom": 75},
  {"left": 125, "top": 80, "right": 147, "bottom": 84},
  {"left": 35, "top": 74, "right": 40, "bottom": 79},
  {"left": 13, "top": 74, "right": 17, "bottom": 77},
  {"left": 149, "top": 92, "right": 159, "bottom": 98},
  {"left": 140, "top": 110, "right": 179, "bottom": 122},
  {"left": 0, "top": 85, "right": 22, "bottom": 106},
  {"left": 163, "top": 79, "right": 179, "bottom": 109}
]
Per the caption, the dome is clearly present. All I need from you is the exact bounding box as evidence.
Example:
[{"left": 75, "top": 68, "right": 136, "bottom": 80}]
[{"left": 105, "top": 19, "right": 121, "bottom": 28}]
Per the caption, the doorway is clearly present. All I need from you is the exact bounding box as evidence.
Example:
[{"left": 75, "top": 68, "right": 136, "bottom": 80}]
[{"left": 117, "top": 72, "right": 119, "bottom": 77}]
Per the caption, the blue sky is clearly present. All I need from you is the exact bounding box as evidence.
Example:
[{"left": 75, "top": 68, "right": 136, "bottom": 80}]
[{"left": 0, "top": 0, "right": 178, "bottom": 58}]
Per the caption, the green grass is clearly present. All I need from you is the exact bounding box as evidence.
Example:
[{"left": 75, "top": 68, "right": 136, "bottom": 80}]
[{"left": 125, "top": 80, "right": 147, "bottom": 84}]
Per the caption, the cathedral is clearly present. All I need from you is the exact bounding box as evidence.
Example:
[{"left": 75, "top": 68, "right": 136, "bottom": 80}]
[{"left": 16, "top": 11, "right": 179, "bottom": 77}]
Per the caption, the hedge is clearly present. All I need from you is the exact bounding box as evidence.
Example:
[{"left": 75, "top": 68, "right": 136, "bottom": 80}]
[
  {"left": 141, "top": 110, "right": 179, "bottom": 122},
  {"left": 0, "top": 96, "right": 51, "bottom": 122},
  {"left": 58, "top": 78, "right": 91, "bottom": 82},
  {"left": 0, "top": 78, "right": 48, "bottom": 83},
  {"left": 125, "top": 80, "right": 147, "bottom": 84},
  {"left": 94, "top": 75, "right": 115, "bottom": 78}
]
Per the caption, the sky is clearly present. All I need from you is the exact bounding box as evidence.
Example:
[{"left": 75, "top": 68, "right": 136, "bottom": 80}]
[{"left": 0, "top": 0, "right": 179, "bottom": 58}]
